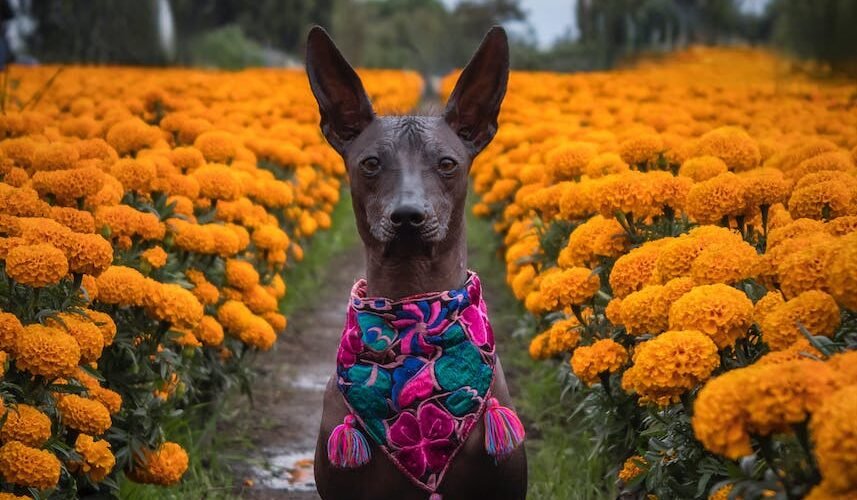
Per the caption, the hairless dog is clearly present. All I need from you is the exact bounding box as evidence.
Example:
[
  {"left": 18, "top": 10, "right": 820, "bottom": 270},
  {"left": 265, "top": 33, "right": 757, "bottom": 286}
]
[{"left": 306, "top": 26, "right": 527, "bottom": 499}]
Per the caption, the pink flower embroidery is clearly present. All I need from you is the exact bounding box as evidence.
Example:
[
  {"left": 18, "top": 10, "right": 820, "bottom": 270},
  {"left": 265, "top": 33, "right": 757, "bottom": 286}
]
[{"left": 388, "top": 403, "right": 455, "bottom": 478}]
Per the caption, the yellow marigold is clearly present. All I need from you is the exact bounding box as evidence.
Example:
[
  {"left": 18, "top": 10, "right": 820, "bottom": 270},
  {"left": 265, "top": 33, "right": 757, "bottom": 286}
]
[
  {"left": 809, "top": 384, "right": 856, "bottom": 495},
  {"left": 668, "top": 284, "right": 753, "bottom": 349},
  {"left": 0, "top": 404, "right": 52, "bottom": 447},
  {"left": 243, "top": 285, "right": 278, "bottom": 314},
  {"left": 692, "top": 126, "right": 760, "bottom": 171},
  {"left": 686, "top": 172, "right": 747, "bottom": 224},
  {"left": 756, "top": 338, "right": 822, "bottom": 365},
  {"left": 49, "top": 206, "right": 95, "bottom": 233},
  {"left": 708, "top": 485, "right": 733, "bottom": 500},
  {"left": 788, "top": 181, "right": 853, "bottom": 220},
  {"left": 73, "top": 434, "right": 115, "bottom": 482},
  {"left": 192, "top": 164, "right": 243, "bottom": 201},
  {"left": 790, "top": 150, "right": 854, "bottom": 180},
  {"left": 63, "top": 233, "right": 114, "bottom": 277},
  {"left": 0, "top": 311, "right": 23, "bottom": 353},
  {"left": 622, "top": 330, "right": 719, "bottom": 406},
  {"left": 110, "top": 158, "right": 157, "bottom": 193},
  {"left": 776, "top": 237, "right": 837, "bottom": 299},
  {"left": 558, "top": 215, "right": 628, "bottom": 268},
  {"left": 678, "top": 156, "right": 728, "bottom": 182},
  {"left": 141, "top": 246, "right": 168, "bottom": 269},
  {"left": 558, "top": 181, "right": 595, "bottom": 219},
  {"left": 569, "top": 339, "right": 628, "bottom": 386},
  {"left": 105, "top": 117, "right": 161, "bottom": 156},
  {"left": 618, "top": 134, "right": 663, "bottom": 166},
  {"left": 16, "top": 324, "right": 80, "bottom": 378},
  {"left": 169, "top": 146, "right": 206, "bottom": 171},
  {"left": 766, "top": 218, "right": 826, "bottom": 250},
  {"left": 605, "top": 298, "right": 623, "bottom": 325},
  {"left": 5, "top": 243, "right": 68, "bottom": 287},
  {"left": 584, "top": 152, "right": 629, "bottom": 178},
  {"left": 128, "top": 441, "right": 188, "bottom": 486},
  {"left": 753, "top": 290, "right": 785, "bottom": 327},
  {"left": 193, "top": 130, "right": 239, "bottom": 164},
  {"left": 252, "top": 224, "right": 290, "bottom": 253},
  {"left": 237, "top": 315, "right": 277, "bottom": 351},
  {"left": 528, "top": 332, "right": 550, "bottom": 361},
  {"left": 593, "top": 171, "right": 658, "bottom": 218},
  {"left": 46, "top": 313, "right": 104, "bottom": 364},
  {"left": 56, "top": 395, "right": 111, "bottom": 435},
  {"left": 690, "top": 240, "right": 759, "bottom": 285},
  {"left": 610, "top": 239, "right": 670, "bottom": 298},
  {"left": 620, "top": 285, "right": 666, "bottom": 335},
  {"left": 31, "top": 166, "right": 104, "bottom": 203},
  {"left": 95, "top": 265, "right": 147, "bottom": 306},
  {"left": 739, "top": 167, "right": 791, "bottom": 209},
  {"left": 826, "top": 215, "right": 857, "bottom": 236},
  {"left": 85, "top": 309, "right": 117, "bottom": 346},
  {"left": 94, "top": 387, "right": 123, "bottom": 415},
  {"left": 618, "top": 455, "right": 648, "bottom": 483},
  {"left": 827, "top": 231, "right": 857, "bottom": 309},
  {"left": 268, "top": 274, "right": 287, "bottom": 299},
  {"left": 0, "top": 441, "right": 61, "bottom": 489},
  {"left": 142, "top": 281, "right": 204, "bottom": 329},
  {"left": 95, "top": 204, "right": 164, "bottom": 242},
  {"left": 209, "top": 224, "right": 244, "bottom": 257},
  {"left": 168, "top": 219, "right": 215, "bottom": 254},
  {"left": 539, "top": 267, "right": 600, "bottom": 310},
  {"left": 31, "top": 142, "right": 79, "bottom": 172},
  {"left": 225, "top": 258, "right": 260, "bottom": 291},
  {"left": 760, "top": 290, "right": 840, "bottom": 351},
  {"left": 194, "top": 315, "right": 224, "bottom": 346},
  {"left": 262, "top": 311, "right": 288, "bottom": 332},
  {"left": 0, "top": 492, "right": 29, "bottom": 500},
  {"left": 546, "top": 141, "right": 597, "bottom": 180},
  {"left": 647, "top": 170, "right": 692, "bottom": 214}
]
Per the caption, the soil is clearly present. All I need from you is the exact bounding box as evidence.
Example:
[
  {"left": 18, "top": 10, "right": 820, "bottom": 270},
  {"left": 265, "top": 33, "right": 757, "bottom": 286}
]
[{"left": 229, "top": 246, "right": 365, "bottom": 499}]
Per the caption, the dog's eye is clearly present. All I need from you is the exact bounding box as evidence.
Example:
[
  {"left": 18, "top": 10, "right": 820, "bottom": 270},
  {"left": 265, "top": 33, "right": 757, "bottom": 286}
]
[
  {"left": 359, "top": 157, "right": 381, "bottom": 176},
  {"left": 438, "top": 157, "right": 458, "bottom": 175}
]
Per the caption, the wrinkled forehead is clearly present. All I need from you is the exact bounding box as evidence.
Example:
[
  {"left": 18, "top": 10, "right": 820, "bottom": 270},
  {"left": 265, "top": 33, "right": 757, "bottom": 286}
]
[{"left": 346, "top": 115, "right": 468, "bottom": 162}]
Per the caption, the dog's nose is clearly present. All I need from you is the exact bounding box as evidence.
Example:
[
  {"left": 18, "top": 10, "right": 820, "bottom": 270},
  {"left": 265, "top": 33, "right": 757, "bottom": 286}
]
[{"left": 390, "top": 205, "right": 426, "bottom": 228}]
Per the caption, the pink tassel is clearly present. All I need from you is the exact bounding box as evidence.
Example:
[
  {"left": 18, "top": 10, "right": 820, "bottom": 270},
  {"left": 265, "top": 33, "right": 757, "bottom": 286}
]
[
  {"left": 483, "top": 397, "right": 525, "bottom": 460},
  {"left": 327, "top": 414, "right": 371, "bottom": 468}
]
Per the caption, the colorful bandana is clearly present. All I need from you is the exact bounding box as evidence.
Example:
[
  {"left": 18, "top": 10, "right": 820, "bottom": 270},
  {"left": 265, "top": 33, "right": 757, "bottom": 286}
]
[{"left": 335, "top": 271, "right": 496, "bottom": 493}]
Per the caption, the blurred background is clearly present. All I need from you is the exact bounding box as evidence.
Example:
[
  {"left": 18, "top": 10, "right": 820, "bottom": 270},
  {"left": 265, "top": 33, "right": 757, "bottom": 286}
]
[{"left": 2, "top": 0, "right": 856, "bottom": 80}]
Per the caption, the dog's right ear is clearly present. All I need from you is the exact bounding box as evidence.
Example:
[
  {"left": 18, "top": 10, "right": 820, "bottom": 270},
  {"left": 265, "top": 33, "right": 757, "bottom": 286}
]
[{"left": 306, "top": 26, "right": 375, "bottom": 156}]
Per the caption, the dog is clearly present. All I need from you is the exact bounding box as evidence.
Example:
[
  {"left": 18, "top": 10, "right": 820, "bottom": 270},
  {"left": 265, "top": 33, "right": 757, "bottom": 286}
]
[{"left": 306, "top": 26, "right": 527, "bottom": 500}]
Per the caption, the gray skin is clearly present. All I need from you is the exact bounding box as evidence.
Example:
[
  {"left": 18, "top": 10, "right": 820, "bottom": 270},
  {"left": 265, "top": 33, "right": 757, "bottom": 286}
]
[{"left": 306, "top": 26, "right": 527, "bottom": 500}]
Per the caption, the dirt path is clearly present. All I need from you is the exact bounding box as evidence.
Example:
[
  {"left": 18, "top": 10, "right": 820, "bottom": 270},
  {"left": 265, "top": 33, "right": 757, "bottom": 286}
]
[{"left": 229, "top": 246, "right": 365, "bottom": 499}]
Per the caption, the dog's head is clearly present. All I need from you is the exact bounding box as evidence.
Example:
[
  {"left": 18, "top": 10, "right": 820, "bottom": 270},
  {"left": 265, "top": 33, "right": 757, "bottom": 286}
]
[{"left": 305, "top": 26, "right": 509, "bottom": 258}]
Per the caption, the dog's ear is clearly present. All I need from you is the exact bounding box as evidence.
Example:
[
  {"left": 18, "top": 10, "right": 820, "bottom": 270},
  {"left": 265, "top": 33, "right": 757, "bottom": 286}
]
[
  {"left": 306, "top": 26, "right": 375, "bottom": 156},
  {"left": 443, "top": 26, "right": 509, "bottom": 156}
]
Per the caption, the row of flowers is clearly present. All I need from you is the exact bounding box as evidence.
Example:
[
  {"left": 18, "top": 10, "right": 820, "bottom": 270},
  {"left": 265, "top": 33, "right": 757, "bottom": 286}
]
[
  {"left": 0, "top": 65, "right": 422, "bottom": 496},
  {"left": 441, "top": 47, "right": 857, "bottom": 499}
]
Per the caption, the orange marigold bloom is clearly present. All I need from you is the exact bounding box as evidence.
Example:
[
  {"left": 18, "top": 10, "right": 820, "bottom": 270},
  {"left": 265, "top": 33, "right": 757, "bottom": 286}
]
[
  {"left": 64, "top": 233, "right": 114, "bottom": 276},
  {"left": 252, "top": 224, "right": 290, "bottom": 253},
  {"left": 0, "top": 404, "right": 52, "bottom": 447},
  {"left": 56, "top": 395, "right": 111, "bottom": 435},
  {"left": 619, "top": 285, "right": 666, "bottom": 336},
  {"left": 194, "top": 315, "right": 225, "bottom": 346},
  {"left": 538, "top": 267, "right": 600, "bottom": 310},
  {"left": 788, "top": 181, "right": 853, "bottom": 220},
  {"left": 49, "top": 206, "right": 95, "bottom": 233},
  {"left": 558, "top": 215, "right": 628, "bottom": 268},
  {"left": 192, "top": 163, "right": 243, "bottom": 201},
  {"left": 584, "top": 152, "right": 629, "bottom": 178},
  {"left": 105, "top": 117, "right": 161, "bottom": 156},
  {"left": 243, "top": 285, "right": 278, "bottom": 314},
  {"left": 569, "top": 339, "right": 628, "bottom": 386},
  {"left": 776, "top": 237, "right": 837, "bottom": 299},
  {"left": 692, "top": 126, "right": 760, "bottom": 171},
  {"left": 0, "top": 441, "right": 61, "bottom": 489},
  {"left": 690, "top": 239, "right": 759, "bottom": 285},
  {"left": 668, "top": 284, "right": 753, "bottom": 349},
  {"left": 618, "top": 134, "right": 663, "bottom": 166},
  {"left": 85, "top": 309, "right": 117, "bottom": 346},
  {"left": 678, "top": 156, "right": 728, "bottom": 182},
  {"left": 32, "top": 166, "right": 105, "bottom": 204},
  {"left": 128, "top": 441, "right": 189, "bottom": 486},
  {"left": 686, "top": 172, "right": 747, "bottom": 224},
  {"left": 193, "top": 130, "right": 239, "bottom": 164},
  {"left": 826, "top": 231, "right": 857, "bottom": 310},
  {"left": 622, "top": 330, "right": 719, "bottom": 406},
  {"left": 110, "top": 158, "right": 157, "bottom": 193},
  {"left": 262, "top": 311, "right": 288, "bottom": 333},
  {"left": 739, "top": 167, "right": 791, "bottom": 209},
  {"left": 5, "top": 243, "right": 68, "bottom": 287},
  {"left": 73, "top": 434, "right": 115, "bottom": 483},
  {"left": 169, "top": 146, "right": 206, "bottom": 172},
  {"left": 545, "top": 141, "right": 597, "bottom": 181},
  {"left": 142, "top": 281, "right": 204, "bottom": 329},
  {"left": 609, "top": 239, "right": 670, "bottom": 298},
  {"left": 141, "top": 246, "right": 168, "bottom": 269},
  {"left": 760, "top": 290, "right": 840, "bottom": 350},
  {"left": 46, "top": 313, "right": 104, "bottom": 364},
  {"left": 618, "top": 455, "right": 648, "bottom": 483},
  {"left": 0, "top": 311, "right": 23, "bottom": 353},
  {"left": 31, "top": 142, "right": 79, "bottom": 172},
  {"left": 809, "top": 385, "right": 857, "bottom": 495},
  {"left": 95, "top": 265, "right": 147, "bottom": 306}
]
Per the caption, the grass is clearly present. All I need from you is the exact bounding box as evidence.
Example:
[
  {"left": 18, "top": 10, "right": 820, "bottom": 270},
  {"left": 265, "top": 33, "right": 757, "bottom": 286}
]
[{"left": 466, "top": 198, "right": 616, "bottom": 500}]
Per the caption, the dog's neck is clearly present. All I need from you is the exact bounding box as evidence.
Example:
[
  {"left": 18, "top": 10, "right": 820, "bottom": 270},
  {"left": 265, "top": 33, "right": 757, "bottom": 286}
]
[{"left": 363, "top": 223, "right": 468, "bottom": 300}]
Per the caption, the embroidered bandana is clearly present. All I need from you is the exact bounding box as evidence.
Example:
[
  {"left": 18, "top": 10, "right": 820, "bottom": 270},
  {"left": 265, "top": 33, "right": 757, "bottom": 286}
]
[{"left": 335, "top": 271, "right": 496, "bottom": 493}]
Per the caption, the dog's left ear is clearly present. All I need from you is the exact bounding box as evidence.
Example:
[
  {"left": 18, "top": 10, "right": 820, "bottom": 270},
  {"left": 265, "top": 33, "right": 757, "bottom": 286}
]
[
  {"left": 306, "top": 26, "right": 375, "bottom": 156},
  {"left": 443, "top": 26, "right": 510, "bottom": 156}
]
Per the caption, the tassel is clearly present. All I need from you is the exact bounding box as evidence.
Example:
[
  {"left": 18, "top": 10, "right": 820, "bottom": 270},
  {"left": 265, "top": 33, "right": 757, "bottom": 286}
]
[
  {"left": 430, "top": 493, "right": 443, "bottom": 500},
  {"left": 327, "top": 414, "right": 372, "bottom": 468},
  {"left": 483, "top": 397, "right": 525, "bottom": 460}
]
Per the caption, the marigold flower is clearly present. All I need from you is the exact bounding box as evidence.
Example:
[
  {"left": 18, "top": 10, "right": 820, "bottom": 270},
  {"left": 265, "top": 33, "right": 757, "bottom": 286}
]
[
  {"left": 618, "top": 134, "right": 663, "bottom": 166},
  {"left": 686, "top": 172, "right": 747, "bottom": 224},
  {"left": 95, "top": 265, "right": 147, "bottom": 306},
  {"left": 0, "top": 404, "right": 52, "bottom": 447},
  {"left": 193, "top": 130, "right": 239, "bottom": 164},
  {"left": 141, "top": 246, "right": 168, "bottom": 269},
  {"left": 142, "top": 281, "right": 204, "bottom": 329},
  {"left": 56, "top": 395, "right": 111, "bottom": 435},
  {"left": 622, "top": 330, "right": 719, "bottom": 406},
  {"left": 0, "top": 441, "right": 61, "bottom": 489},
  {"left": 569, "top": 339, "right": 628, "bottom": 386},
  {"left": 678, "top": 156, "right": 728, "bottom": 182},
  {"left": 16, "top": 324, "right": 80, "bottom": 378},
  {"left": 788, "top": 181, "right": 852, "bottom": 220},
  {"left": 618, "top": 455, "right": 648, "bottom": 483},
  {"left": 128, "top": 441, "right": 188, "bottom": 486},
  {"left": 0, "top": 311, "right": 23, "bottom": 353},
  {"left": 546, "top": 141, "right": 597, "bottom": 180},
  {"left": 31, "top": 142, "right": 79, "bottom": 171},
  {"left": 110, "top": 158, "right": 157, "bottom": 193},
  {"left": 73, "top": 434, "right": 115, "bottom": 482},
  {"left": 168, "top": 218, "right": 216, "bottom": 254},
  {"left": 32, "top": 166, "right": 105, "bottom": 204},
  {"left": 85, "top": 309, "right": 117, "bottom": 346},
  {"left": 558, "top": 215, "right": 628, "bottom": 268},
  {"left": 243, "top": 285, "right": 278, "bottom": 314},
  {"left": 194, "top": 315, "right": 225, "bottom": 346},
  {"left": 826, "top": 232, "right": 857, "bottom": 310},
  {"left": 538, "top": 267, "right": 600, "bottom": 309},
  {"left": 528, "top": 332, "right": 550, "bottom": 360},
  {"left": 690, "top": 239, "right": 759, "bottom": 285},
  {"left": 776, "top": 237, "right": 837, "bottom": 299},
  {"left": 46, "top": 313, "right": 104, "bottom": 364},
  {"left": 760, "top": 290, "right": 840, "bottom": 350},
  {"left": 5, "top": 243, "right": 68, "bottom": 287},
  {"left": 809, "top": 386, "right": 856, "bottom": 495},
  {"left": 584, "top": 152, "right": 629, "bottom": 178},
  {"left": 105, "top": 117, "right": 161, "bottom": 156},
  {"left": 610, "top": 239, "right": 670, "bottom": 298},
  {"left": 252, "top": 224, "right": 290, "bottom": 253},
  {"left": 262, "top": 311, "right": 288, "bottom": 332},
  {"left": 668, "top": 284, "right": 753, "bottom": 349},
  {"left": 619, "top": 285, "right": 666, "bottom": 335},
  {"left": 739, "top": 167, "right": 791, "bottom": 209},
  {"left": 692, "top": 126, "right": 760, "bottom": 171},
  {"left": 192, "top": 163, "right": 243, "bottom": 201}
]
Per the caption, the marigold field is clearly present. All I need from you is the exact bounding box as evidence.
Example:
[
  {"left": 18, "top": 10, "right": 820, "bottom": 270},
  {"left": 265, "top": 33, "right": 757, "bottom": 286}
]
[
  {"left": 0, "top": 65, "right": 421, "bottom": 495},
  {"left": 443, "top": 47, "right": 857, "bottom": 499}
]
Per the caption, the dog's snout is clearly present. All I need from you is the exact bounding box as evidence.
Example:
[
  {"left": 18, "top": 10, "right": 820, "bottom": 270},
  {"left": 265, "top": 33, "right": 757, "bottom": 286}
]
[{"left": 390, "top": 205, "right": 426, "bottom": 228}]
